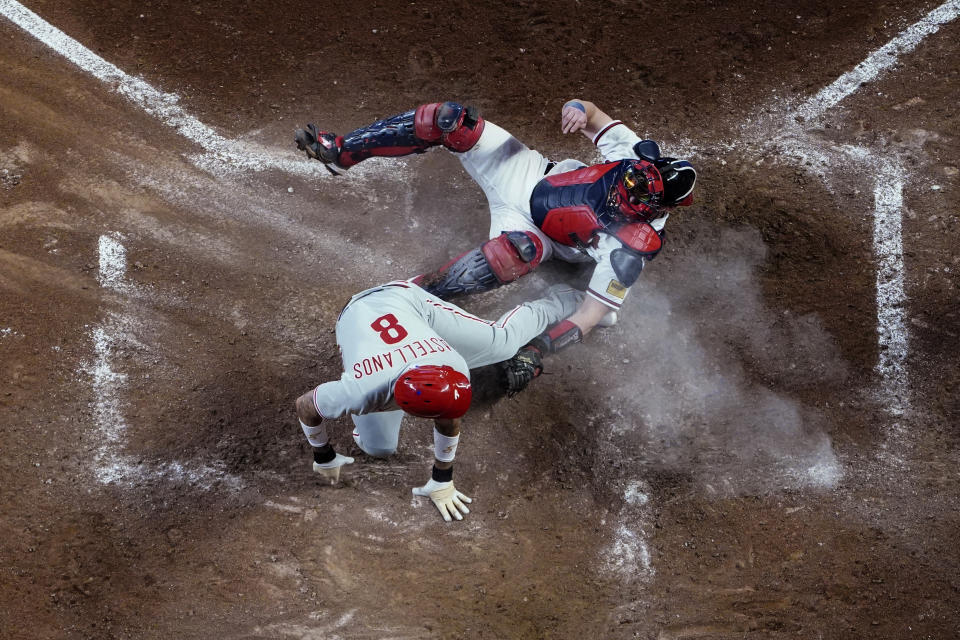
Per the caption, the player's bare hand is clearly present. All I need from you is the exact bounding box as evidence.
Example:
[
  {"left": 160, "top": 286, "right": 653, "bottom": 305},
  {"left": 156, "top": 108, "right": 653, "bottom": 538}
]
[
  {"left": 561, "top": 102, "right": 588, "bottom": 134},
  {"left": 412, "top": 478, "right": 472, "bottom": 522},
  {"left": 312, "top": 453, "right": 355, "bottom": 485}
]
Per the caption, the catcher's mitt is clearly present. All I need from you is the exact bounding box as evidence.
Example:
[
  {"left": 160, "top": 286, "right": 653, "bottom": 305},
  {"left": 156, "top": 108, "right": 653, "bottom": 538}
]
[{"left": 500, "top": 344, "right": 543, "bottom": 396}]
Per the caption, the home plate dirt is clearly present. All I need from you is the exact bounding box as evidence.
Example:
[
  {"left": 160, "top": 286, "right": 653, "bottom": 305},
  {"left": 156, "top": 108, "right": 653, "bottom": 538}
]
[{"left": 1, "top": 1, "right": 958, "bottom": 638}]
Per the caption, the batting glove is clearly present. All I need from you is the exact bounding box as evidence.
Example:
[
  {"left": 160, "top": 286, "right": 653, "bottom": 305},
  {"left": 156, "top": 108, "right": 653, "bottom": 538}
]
[
  {"left": 412, "top": 478, "right": 472, "bottom": 522},
  {"left": 312, "top": 453, "right": 355, "bottom": 485}
]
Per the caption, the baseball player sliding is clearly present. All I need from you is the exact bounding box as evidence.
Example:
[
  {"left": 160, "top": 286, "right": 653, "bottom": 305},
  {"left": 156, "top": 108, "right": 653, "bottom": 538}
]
[
  {"left": 295, "top": 99, "right": 697, "bottom": 394},
  {"left": 294, "top": 280, "right": 581, "bottom": 522}
]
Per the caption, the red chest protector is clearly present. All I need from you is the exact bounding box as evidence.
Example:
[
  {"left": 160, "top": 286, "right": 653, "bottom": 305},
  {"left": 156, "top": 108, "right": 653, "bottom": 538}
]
[
  {"left": 529, "top": 162, "right": 625, "bottom": 248},
  {"left": 529, "top": 161, "right": 662, "bottom": 256}
]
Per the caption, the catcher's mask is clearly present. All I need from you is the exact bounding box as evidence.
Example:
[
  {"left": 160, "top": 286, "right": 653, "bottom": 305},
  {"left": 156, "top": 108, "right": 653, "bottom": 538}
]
[
  {"left": 611, "top": 159, "right": 666, "bottom": 223},
  {"left": 394, "top": 364, "right": 472, "bottom": 420}
]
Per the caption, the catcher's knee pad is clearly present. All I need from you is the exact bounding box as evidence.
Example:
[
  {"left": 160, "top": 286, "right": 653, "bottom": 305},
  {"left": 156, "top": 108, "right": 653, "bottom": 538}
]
[
  {"left": 418, "top": 231, "right": 543, "bottom": 300},
  {"left": 482, "top": 231, "right": 543, "bottom": 282},
  {"left": 415, "top": 102, "right": 485, "bottom": 152}
]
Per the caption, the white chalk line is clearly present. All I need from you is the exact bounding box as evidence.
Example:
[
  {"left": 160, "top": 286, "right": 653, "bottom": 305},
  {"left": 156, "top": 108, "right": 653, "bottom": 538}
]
[
  {"left": 4, "top": 0, "right": 951, "bottom": 583},
  {"left": 0, "top": 0, "right": 321, "bottom": 178},
  {"left": 83, "top": 233, "right": 244, "bottom": 490},
  {"left": 796, "top": 0, "right": 960, "bottom": 122},
  {"left": 871, "top": 164, "right": 910, "bottom": 411},
  {"left": 604, "top": 3, "right": 956, "bottom": 581},
  {"left": 603, "top": 481, "right": 655, "bottom": 582},
  {"left": 96, "top": 233, "right": 127, "bottom": 290},
  {"left": 870, "top": 159, "right": 913, "bottom": 468}
]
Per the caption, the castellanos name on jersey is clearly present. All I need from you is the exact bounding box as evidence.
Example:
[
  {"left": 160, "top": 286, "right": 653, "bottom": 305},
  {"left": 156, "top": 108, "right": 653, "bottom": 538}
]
[
  {"left": 314, "top": 283, "right": 471, "bottom": 419},
  {"left": 350, "top": 332, "right": 455, "bottom": 380}
]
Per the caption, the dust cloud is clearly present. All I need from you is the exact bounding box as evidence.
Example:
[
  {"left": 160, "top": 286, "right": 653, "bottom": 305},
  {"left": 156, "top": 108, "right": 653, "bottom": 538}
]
[{"left": 592, "top": 219, "right": 847, "bottom": 495}]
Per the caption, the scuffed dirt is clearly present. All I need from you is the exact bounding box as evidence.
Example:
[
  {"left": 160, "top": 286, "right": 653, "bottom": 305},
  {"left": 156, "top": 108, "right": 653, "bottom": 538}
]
[{"left": 1, "top": 1, "right": 958, "bottom": 639}]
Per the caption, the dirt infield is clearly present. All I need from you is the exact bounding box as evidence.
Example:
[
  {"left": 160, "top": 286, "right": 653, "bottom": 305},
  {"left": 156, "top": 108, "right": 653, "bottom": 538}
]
[{"left": 1, "top": 1, "right": 958, "bottom": 638}]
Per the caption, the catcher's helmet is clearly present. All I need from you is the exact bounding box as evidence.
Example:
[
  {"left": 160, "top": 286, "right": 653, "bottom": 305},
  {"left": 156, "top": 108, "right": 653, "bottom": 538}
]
[
  {"left": 613, "top": 159, "right": 666, "bottom": 222},
  {"left": 613, "top": 140, "right": 697, "bottom": 222},
  {"left": 394, "top": 365, "right": 472, "bottom": 420},
  {"left": 656, "top": 158, "right": 697, "bottom": 207}
]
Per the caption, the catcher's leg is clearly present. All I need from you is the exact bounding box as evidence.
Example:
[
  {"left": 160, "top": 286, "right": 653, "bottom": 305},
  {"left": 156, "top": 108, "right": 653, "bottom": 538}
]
[
  {"left": 295, "top": 102, "right": 485, "bottom": 173},
  {"left": 414, "top": 231, "right": 543, "bottom": 300}
]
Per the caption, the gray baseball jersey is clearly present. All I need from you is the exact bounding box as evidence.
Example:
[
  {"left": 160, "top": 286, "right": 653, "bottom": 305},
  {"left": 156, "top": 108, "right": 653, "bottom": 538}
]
[{"left": 311, "top": 281, "right": 581, "bottom": 454}]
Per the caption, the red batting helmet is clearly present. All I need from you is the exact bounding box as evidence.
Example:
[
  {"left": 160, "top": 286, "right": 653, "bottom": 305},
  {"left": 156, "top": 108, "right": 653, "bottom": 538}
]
[{"left": 394, "top": 365, "right": 472, "bottom": 419}]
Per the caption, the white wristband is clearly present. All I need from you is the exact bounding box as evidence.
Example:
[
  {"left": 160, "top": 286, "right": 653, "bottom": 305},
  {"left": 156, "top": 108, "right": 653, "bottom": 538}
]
[
  {"left": 433, "top": 427, "right": 459, "bottom": 463},
  {"left": 300, "top": 420, "right": 329, "bottom": 448}
]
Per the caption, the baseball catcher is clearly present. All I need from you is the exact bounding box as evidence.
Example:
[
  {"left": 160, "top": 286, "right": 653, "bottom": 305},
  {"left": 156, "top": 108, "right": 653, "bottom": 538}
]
[
  {"left": 294, "top": 280, "right": 581, "bottom": 521},
  {"left": 295, "top": 99, "right": 696, "bottom": 394}
]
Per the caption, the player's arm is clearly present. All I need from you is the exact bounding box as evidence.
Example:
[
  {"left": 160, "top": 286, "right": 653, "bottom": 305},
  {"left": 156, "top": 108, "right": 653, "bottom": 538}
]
[
  {"left": 533, "top": 225, "right": 661, "bottom": 351},
  {"left": 412, "top": 417, "right": 472, "bottom": 522},
  {"left": 499, "top": 295, "right": 613, "bottom": 396},
  {"left": 501, "top": 227, "right": 657, "bottom": 394},
  {"left": 561, "top": 99, "right": 614, "bottom": 139},
  {"left": 566, "top": 295, "right": 613, "bottom": 337},
  {"left": 433, "top": 418, "right": 460, "bottom": 472},
  {"left": 524, "top": 295, "right": 608, "bottom": 355},
  {"left": 498, "top": 296, "right": 590, "bottom": 396},
  {"left": 294, "top": 381, "right": 365, "bottom": 484}
]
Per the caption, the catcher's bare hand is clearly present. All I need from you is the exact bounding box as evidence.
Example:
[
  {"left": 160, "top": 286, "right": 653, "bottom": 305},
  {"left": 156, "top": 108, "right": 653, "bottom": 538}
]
[
  {"left": 561, "top": 102, "right": 588, "bottom": 134},
  {"left": 500, "top": 344, "right": 543, "bottom": 396}
]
